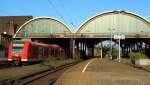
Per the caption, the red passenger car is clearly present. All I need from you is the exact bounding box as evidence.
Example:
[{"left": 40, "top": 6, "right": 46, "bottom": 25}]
[{"left": 8, "top": 40, "right": 63, "bottom": 66}]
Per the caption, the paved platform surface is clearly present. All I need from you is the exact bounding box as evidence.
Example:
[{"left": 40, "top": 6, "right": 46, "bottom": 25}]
[{"left": 54, "top": 58, "right": 150, "bottom": 85}]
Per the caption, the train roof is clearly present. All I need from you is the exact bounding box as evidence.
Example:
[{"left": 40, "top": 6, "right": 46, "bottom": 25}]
[
  {"left": 29, "top": 41, "right": 60, "bottom": 48},
  {"left": 13, "top": 40, "right": 61, "bottom": 48}
]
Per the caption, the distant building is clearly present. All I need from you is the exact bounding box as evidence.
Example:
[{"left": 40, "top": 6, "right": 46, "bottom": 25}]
[
  {"left": 0, "top": 16, "right": 33, "bottom": 55},
  {"left": 0, "top": 16, "right": 33, "bottom": 36}
]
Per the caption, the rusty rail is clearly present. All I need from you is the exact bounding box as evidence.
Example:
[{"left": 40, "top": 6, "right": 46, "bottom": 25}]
[{"left": 0, "top": 60, "right": 81, "bottom": 85}]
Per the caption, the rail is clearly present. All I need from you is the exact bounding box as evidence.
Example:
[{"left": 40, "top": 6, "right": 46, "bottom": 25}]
[{"left": 0, "top": 60, "right": 81, "bottom": 85}]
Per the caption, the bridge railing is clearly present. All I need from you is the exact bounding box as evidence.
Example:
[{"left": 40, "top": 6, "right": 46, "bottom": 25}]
[
  {"left": 15, "top": 33, "right": 74, "bottom": 38},
  {"left": 15, "top": 32, "right": 150, "bottom": 38},
  {"left": 75, "top": 32, "right": 150, "bottom": 38}
]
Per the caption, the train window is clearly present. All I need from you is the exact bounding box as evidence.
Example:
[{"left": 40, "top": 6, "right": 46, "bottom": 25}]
[
  {"left": 48, "top": 48, "right": 51, "bottom": 56},
  {"left": 12, "top": 46, "right": 23, "bottom": 53},
  {"left": 12, "top": 41, "right": 24, "bottom": 53}
]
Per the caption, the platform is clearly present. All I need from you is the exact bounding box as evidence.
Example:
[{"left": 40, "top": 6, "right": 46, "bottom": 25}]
[{"left": 54, "top": 58, "right": 150, "bottom": 85}]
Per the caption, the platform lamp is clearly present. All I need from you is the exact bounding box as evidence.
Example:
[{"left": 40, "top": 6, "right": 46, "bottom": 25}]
[{"left": 3, "top": 31, "right": 7, "bottom": 35}]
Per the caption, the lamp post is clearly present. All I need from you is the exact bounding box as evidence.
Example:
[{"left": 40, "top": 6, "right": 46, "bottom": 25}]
[
  {"left": 118, "top": 33, "right": 121, "bottom": 62},
  {"left": 108, "top": 28, "right": 115, "bottom": 59},
  {"left": 114, "top": 34, "right": 125, "bottom": 62},
  {"left": 112, "top": 11, "right": 126, "bottom": 62}
]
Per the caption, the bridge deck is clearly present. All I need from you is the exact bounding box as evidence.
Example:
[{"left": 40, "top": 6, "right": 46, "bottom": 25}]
[{"left": 54, "top": 58, "right": 150, "bottom": 85}]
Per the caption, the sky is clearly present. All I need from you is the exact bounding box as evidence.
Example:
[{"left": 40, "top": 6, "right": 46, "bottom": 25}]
[{"left": 0, "top": 0, "right": 150, "bottom": 31}]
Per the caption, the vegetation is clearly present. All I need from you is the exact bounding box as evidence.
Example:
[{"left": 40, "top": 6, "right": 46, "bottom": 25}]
[
  {"left": 40, "top": 56, "right": 75, "bottom": 67},
  {"left": 40, "top": 57, "right": 56, "bottom": 67},
  {"left": 94, "top": 46, "right": 101, "bottom": 57},
  {"left": 102, "top": 45, "right": 110, "bottom": 57},
  {"left": 111, "top": 48, "right": 122, "bottom": 59},
  {"left": 112, "top": 48, "right": 118, "bottom": 59},
  {"left": 129, "top": 51, "right": 148, "bottom": 64}
]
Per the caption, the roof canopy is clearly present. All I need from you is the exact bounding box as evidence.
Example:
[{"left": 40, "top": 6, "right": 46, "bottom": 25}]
[
  {"left": 14, "top": 11, "right": 150, "bottom": 38},
  {"left": 14, "top": 17, "right": 72, "bottom": 38},
  {"left": 76, "top": 11, "right": 150, "bottom": 38}
]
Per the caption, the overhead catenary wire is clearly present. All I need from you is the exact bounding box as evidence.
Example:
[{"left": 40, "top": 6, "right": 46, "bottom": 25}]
[
  {"left": 47, "top": 0, "right": 76, "bottom": 32},
  {"left": 58, "top": 1, "right": 76, "bottom": 29},
  {"left": 47, "top": 0, "right": 66, "bottom": 22}
]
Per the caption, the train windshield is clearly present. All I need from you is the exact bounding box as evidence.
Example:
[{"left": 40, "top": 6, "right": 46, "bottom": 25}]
[{"left": 12, "top": 40, "right": 24, "bottom": 53}]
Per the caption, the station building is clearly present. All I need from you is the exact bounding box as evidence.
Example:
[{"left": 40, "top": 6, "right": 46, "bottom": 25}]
[{"left": 0, "top": 16, "right": 32, "bottom": 58}]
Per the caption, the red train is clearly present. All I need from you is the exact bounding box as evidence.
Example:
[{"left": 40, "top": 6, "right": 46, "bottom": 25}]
[{"left": 8, "top": 40, "right": 63, "bottom": 66}]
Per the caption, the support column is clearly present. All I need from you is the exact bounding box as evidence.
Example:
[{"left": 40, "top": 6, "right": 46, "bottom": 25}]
[
  {"left": 70, "top": 39, "right": 75, "bottom": 59},
  {"left": 72, "top": 39, "right": 75, "bottom": 59},
  {"left": 92, "top": 44, "right": 94, "bottom": 57},
  {"left": 84, "top": 42, "right": 87, "bottom": 58},
  {"left": 101, "top": 42, "right": 103, "bottom": 58}
]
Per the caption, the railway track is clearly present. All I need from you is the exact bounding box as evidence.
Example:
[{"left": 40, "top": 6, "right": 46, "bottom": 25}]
[
  {"left": 1, "top": 60, "right": 81, "bottom": 85},
  {"left": 0, "top": 64, "right": 11, "bottom": 69},
  {"left": 0, "top": 62, "right": 39, "bottom": 69}
]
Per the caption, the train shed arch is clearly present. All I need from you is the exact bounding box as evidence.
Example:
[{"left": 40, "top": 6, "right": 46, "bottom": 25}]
[
  {"left": 13, "top": 17, "right": 73, "bottom": 38},
  {"left": 76, "top": 11, "right": 150, "bottom": 38}
]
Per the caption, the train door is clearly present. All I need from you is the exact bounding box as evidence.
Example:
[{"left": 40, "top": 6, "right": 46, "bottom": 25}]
[{"left": 38, "top": 46, "right": 43, "bottom": 60}]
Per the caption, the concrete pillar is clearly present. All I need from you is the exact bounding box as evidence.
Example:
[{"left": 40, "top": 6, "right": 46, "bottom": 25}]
[
  {"left": 70, "top": 39, "right": 75, "bottom": 59},
  {"left": 84, "top": 43, "right": 86, "bottom": 52},
  {"left": 83, "top": 42, "right": 85, "bottom": 51},
  {"left": 76, "top": 41, "right": 81, "bottom": 60},
  {"left": 85, "top": 44, "right": 87, "bottom": 56},
  {"left": 72, "top": 39, "right": 75, "bottom": 59},
  {"left": 76, "top": 41, "right": 79, "bottom": 50},
  {"left": 101, "top": 42, "right": 103, "bottom": 58},
  {"left": 81, "top": 42, "right": 83, "bottom": 51},
  {"left": 92, "top": 44, "right": 94, "bottom": 57},
  {"left": 87, "top": 43, "right": 92, "bottom": 57},
  {"left": 140, "top": 42, "right": 142, "bottom": 50}
]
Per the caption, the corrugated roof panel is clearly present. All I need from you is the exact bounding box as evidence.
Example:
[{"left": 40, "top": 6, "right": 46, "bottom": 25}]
[
  {"left": 14, "top": 17, "right": 72, "bottom": 38},
  {"left": 76, "top": 11, "right": 150, "bottom": 37}
]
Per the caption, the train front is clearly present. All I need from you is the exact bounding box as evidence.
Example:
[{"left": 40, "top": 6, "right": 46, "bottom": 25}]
[{"left": 8, "top": 40, "right": 25, "bottom": 66}]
